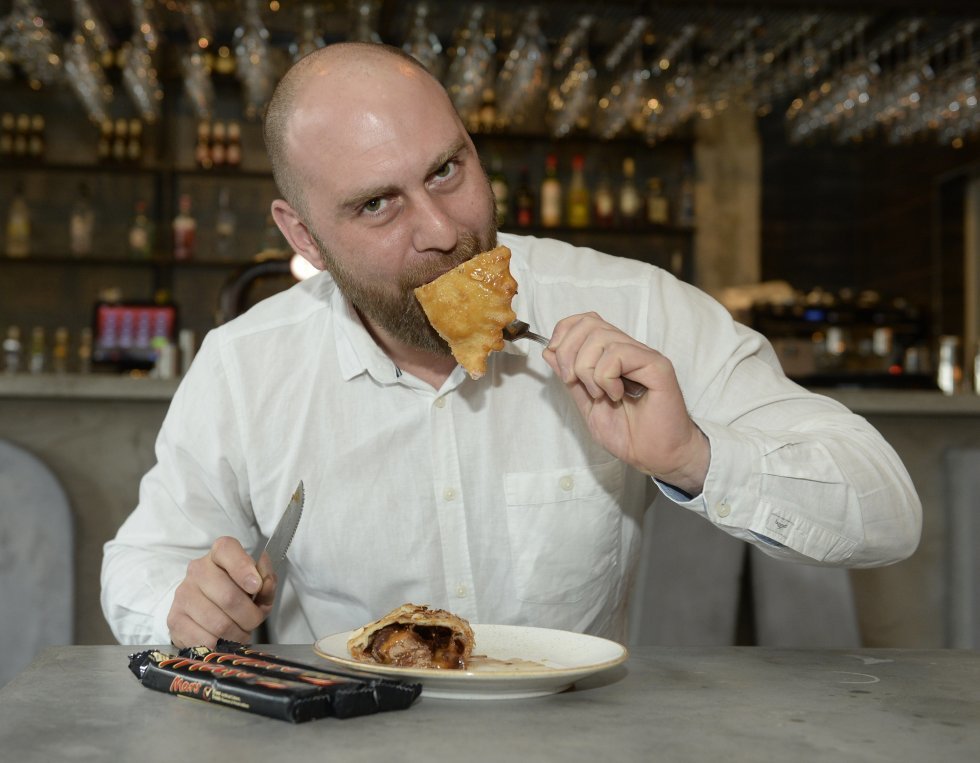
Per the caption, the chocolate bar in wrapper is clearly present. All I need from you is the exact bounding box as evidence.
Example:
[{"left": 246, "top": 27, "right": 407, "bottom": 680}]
[
  {"left": 128, "top": 649, "right": 417, "bottom": 723},
  {"left": 183, "top": 642, "right": 421, "bottom": 712}
]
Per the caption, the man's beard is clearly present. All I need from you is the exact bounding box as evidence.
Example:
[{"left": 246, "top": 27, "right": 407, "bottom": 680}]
[{"left": 308, "top": 221, "right": 497, "bottom": 355}]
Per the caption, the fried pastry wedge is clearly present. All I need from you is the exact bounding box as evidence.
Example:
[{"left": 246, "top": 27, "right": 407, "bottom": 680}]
[
  {"left": 347, "top": 603, "right": 475, "bottom": 670},
  {"left": 414, "top": 245, "right": 518, "bottom": 379}
]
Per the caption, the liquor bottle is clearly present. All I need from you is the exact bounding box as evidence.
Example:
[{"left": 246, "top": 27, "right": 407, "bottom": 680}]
[
  {"left": 5, "top": 182, "right": 30, "bottom": 257},
  {"left": 593, "top": 167, "right": 615, "bottom": 228},
  {"left": 28, "top": 326, "right": 45, "bottom": 374},
  {"left": 262, "top": 213, "right": 284, "bottom": 252},
  {"left": 13, "top": 113, "right": 29, "bottom": 156},
  {"left": 97, "top": 120, "right": 112, "bottom": 161},
  {"left": 195, "top": 121, "right": 212, "bottom": 169},
  {"left": 566, "top": 154, "right": 590, "bottom": 228},
  {"left": 127, "top": 119, "right": 142, "bottom": 162},
  {"left": 77, "top": 327, "right": 93, "bottom": 374},
  {"left": 514, "top": 167, "right": 535, "bottom": 228},
  {"left": 677, "top": 162, "right": 696, "bottom": 226},
  {"left": 214, "top": 186, "right": 237, "bottom": 259},
  {"left": 112, "top": 118, "right": 128, "bottom": 162},
  {"left": 211, "top": 121, "right": 227, "bottom": 166},
  {"left": 488, "top": 156, "right": 509, "bottom": 228},
  {"left": 172, "top": 193, "right": 197, "bottom": 261},
  {"left": 2, "top": 326, "right": 21, "bottom": 374},
  {"left": 646, "top": 177, "right": 670, "bottom": 226},
  {"left": 618, "top": 157, "right": 643, "bottom": 228},
  {"left": 539, "top": 154, "right": 562, "bottom": 228},
  {"left": 225, "top": 121, "right": 242, "bottom": 168},
  {"left": 0, "top": 113, "right": 13, "bottom": 157},
  {"left": 52, "top": 327, "right": 69, "bottom": 374},
  {"left": 28, "top": 114, "right": 45, "bottom": 159},
  {"left": 69, "top": 182, "right": 95, "bottom": 257},
  {"left": 128, "top": 199, "right": 154, "bottom": 259}
]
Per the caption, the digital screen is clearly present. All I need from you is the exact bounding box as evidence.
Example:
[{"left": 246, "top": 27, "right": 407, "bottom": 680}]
[{"left": 92, "top": 302, "right": 178, "bottom": 370}]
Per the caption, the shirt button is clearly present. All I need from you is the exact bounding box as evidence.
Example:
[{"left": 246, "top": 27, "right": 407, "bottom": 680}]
[
  {"left": 559, "top": 475, "right": 574, "bottom": 491},
  {"left": 717, "top": 501, "right": 732, "bottom": 518},
  {"left": 443, "top": 487, "right": 457, "bottom": 501},
  {"left": 455, "top": 585, "right": 468, "bottom": 598},
  {"left": 434, "top": 397, "right": 446, "bottom": 409}
]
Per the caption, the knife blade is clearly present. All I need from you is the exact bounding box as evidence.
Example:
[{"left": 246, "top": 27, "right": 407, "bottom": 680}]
[{"left": 253, "top": 480, "right": 304, "bottom": 599}]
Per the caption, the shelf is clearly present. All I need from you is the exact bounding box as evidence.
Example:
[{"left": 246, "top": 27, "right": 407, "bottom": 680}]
[
  {"left": 0, "top": 160, "right": 273, "bottom": 180},
  {"left": 0, "top": 254, "right": 259, "bottom": 269},
  {"left": 501, "top": 224, "right": 695, "bottom": 237},
  {"left": 0, "top": 160, "right": 163, "bottom": 175}
]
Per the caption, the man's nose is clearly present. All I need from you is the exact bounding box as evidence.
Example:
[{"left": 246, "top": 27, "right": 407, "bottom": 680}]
[{"left": 410, "top": 193, "right": 458, "bottom": 254}]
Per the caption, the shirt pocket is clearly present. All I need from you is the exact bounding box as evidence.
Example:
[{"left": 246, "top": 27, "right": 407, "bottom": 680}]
[{"left": 503, "top": 460, "right": 625, "bottom": 605}]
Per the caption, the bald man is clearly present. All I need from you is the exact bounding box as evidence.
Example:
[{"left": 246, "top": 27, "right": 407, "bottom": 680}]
[{"left": 102, "top": 43, "right": 921, "bottom": 649}]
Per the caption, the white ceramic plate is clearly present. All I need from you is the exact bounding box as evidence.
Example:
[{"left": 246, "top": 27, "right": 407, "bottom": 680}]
[{"left": 313, "top": 624, "right": 628, "bottom": 700}]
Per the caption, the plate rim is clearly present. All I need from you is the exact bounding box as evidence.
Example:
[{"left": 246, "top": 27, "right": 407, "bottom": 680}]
[{"left": 312, "top": 623, "right": 629, "bottom": 682}]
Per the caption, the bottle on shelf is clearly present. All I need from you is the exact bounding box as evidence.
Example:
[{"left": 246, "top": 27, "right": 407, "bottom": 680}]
[
  {"left": 97, "top": 119, "right": 113, "bottom": 161},
  {"left": 618, "top": 157, "right": 643, "bottom": 228},
  {"left": 112, "top": 118, "right": 128, "bottom": 162},
  {"left": 214, "top": 186, "right": 237, "bottom": 259},
  {"left": 195, "top": 121, "right": 212, "bottom": 169},
  {"left": 127, "top": 118, "right": 143, "bottom": 162},
  {"left": 262, "top": 213, "right": 284, "bottom": 253},
  {"left": 69, "top": 182, "right": 95, "bottom": 257},
  {"left": 128, "top": 199, "right": 154, "bottom": 259},
  {"left": 78, "top": 327, "right": 93, "bottom": 375},
  {"left": 225, "top": 121, "right": 242, "bottom": 167},
  {"left": 0, "top": 113, "right": 14, "bottom": 157},
  {"left": 646, "top": 176, "right": 670, "bottom": 226},
  {"left": 566, "top": 154, "right": 590, "bottom": 228},
  {"left": 52, "top": 327, "right": 69, "bottom": 374},
  {"left": 28, "top": 114, "right": 45, "bottom": 159},
  {"left": 5, "top": 181, "right": 30, "bottom": 257},
  {"left": 488, "top": 156, "right": 509, "bottom": 228},
  {"left": 593, "top": 166, "right": 615, "bottom": 228},
  {"left": 539, "top": 154, "right": 562, "bottom": 228},
  {"left": 28, "top": 326, "right": 45, "bottom": 374},
  {"left": 13, "top": 113, "right": 29, "bottom": 157},
  {"left": 2, "top": 326, "right": 21, "bottom": 374},
  {"left": 172, "top": 193, "right": 197, "bottom": 261},
  {"left": 211, "top": 121, "right": 227, "bottom": 166},
  {"left": 677, "top": 162, "right": 696, "bottom": 226},
  {"left": 514, "top": 166, "right": 535, "bottom": 228}
]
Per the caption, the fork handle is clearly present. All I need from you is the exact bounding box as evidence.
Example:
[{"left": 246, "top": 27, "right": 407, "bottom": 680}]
[{"left": 528, "top": 333, "right": 647, "bottom": 399}]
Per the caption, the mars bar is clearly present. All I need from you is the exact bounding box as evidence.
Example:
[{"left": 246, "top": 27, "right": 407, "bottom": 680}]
[
  {"left": 128, "top": 650, "right": 377, "bottom": 723},
  {"left": 212, "top": 640, "right": 422, "bottom": 711}
]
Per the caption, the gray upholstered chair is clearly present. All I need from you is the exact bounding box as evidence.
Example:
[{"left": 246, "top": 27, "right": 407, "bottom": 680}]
[{"left": 0, "top": 439, "right": 73, "bottom": 688}]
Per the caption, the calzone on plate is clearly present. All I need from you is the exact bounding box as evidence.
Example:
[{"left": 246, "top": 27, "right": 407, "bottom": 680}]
[{"left": 347, "top": 603, "right": 475, "bottom": 670}]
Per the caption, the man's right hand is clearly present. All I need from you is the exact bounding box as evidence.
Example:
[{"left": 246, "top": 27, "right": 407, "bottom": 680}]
[{"left": 167, "top": 536, "right": 276, "bottom": 648}]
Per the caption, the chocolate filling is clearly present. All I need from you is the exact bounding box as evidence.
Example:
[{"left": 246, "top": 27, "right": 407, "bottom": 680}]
[{"left": 367, "top": 624, "right": 467, "bottom": 669}]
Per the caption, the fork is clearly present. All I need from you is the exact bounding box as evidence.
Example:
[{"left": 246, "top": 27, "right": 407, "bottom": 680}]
[{"left": 503, "top": 320, "right": 647, "bottom": 399}]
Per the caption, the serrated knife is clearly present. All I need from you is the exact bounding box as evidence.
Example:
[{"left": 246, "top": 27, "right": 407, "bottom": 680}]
[{"left": 253, "top": 480, "right": 304, "bottom": 599}]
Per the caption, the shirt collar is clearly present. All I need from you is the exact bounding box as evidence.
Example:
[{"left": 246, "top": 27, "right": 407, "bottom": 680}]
[{"left": 328, "top": 281, "right": 403, "bottom": 385}]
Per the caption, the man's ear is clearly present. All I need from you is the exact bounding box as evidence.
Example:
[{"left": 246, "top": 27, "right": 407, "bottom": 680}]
[{"left": 270, "top": 199, "right": 324, "bottom": 270}]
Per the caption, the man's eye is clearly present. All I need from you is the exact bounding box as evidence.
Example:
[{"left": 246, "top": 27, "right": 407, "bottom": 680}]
[
  {"left": 434, "top": 161, "right": 455, "bottom": 179},
  {"left": 363, "top": 198, "right": 384, "bottom": 214}
]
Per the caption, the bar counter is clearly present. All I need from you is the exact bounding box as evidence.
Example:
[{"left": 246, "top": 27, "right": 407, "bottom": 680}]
[{"left": 0, "top": 644, "right": 976, "bottom": 761}]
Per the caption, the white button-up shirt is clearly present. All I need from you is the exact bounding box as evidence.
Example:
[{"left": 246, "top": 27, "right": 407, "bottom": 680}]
[{"left": 101, "top": 232, "right": 921, "bottom": 645}]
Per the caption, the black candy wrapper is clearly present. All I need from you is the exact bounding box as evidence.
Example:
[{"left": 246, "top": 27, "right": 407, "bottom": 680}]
[{"left": 128, "top": 645, "right": 421, "bottom": 723}]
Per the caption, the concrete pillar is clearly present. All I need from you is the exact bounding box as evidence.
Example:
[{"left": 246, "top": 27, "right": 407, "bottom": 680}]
[{"left": 692, "top": 104, "right": 762, "bottom": 293}]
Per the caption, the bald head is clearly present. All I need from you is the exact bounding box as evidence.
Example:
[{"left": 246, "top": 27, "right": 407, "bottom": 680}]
[{"left": 263, "top": 42, "right": 458, "bottom": 220}]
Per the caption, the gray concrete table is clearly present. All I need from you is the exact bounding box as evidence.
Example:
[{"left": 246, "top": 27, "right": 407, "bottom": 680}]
[{"left": 0, "top": 645, "right": 977, "bottom": 762}]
